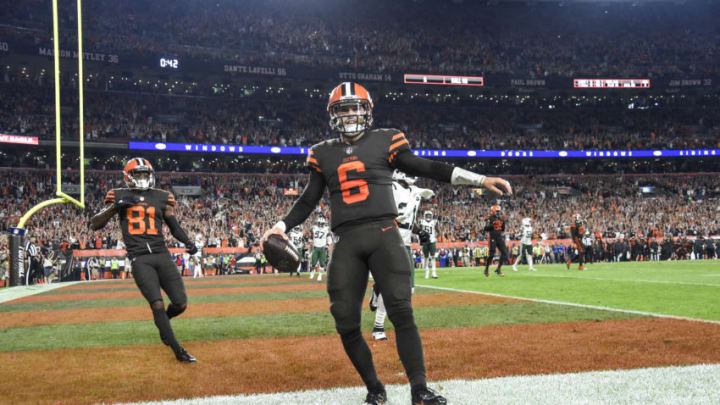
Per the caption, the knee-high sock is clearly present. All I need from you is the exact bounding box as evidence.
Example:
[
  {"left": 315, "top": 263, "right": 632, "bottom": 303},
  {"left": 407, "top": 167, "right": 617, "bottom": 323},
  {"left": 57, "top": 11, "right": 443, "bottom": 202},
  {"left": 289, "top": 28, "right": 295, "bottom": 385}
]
[
  {"left": 339, "top": 328, "right": 382, "bottom": 391},
  {"left": 387, "top": 306, "right": 427, "bottom": 388},
  {"left": 374, "top": 294, "right": 387, "bottom": 329},
  {"left": 151, "top": 301, "right": 180, "bottom": 350}
]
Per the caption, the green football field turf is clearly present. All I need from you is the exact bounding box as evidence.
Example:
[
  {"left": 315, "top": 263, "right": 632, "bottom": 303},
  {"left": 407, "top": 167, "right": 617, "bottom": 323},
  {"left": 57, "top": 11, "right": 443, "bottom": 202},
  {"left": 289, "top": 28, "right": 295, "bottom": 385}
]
[{"left": 416, "top": 260, "right": 720, "bottom": 321}]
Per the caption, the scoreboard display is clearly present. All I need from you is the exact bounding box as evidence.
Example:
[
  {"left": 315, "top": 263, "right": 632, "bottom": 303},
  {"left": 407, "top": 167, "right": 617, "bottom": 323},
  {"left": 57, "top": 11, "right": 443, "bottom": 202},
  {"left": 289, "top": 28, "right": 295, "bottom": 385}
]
[
  {"left": 574, "top": 79, "right": 650, "bottom": 88},
  {"left": 404, "top": 74, "right": 484, "bottom": 87}
]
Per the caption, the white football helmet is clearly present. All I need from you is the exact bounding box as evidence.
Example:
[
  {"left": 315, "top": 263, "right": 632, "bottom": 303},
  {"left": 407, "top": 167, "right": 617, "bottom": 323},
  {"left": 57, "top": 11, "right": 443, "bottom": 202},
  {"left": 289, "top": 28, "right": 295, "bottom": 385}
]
[
  {"left": 317, "top": 217, "right": 327, "bottom": 227},
  {"left": 423, "top": 210, "right": 433, "bottom": 221},
  {"left": 522, "top": 218, "right": 532, "bottom": 227},
  {"left": 392, "top": 170, "right": 417, "bottom": 185}
]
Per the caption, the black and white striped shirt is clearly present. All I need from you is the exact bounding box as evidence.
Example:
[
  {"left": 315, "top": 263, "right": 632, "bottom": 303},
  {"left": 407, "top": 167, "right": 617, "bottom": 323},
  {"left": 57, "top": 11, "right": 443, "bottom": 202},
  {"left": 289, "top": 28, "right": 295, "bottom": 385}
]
[{"left": 25, "top": 242, "right": 39, "bottom": 258}]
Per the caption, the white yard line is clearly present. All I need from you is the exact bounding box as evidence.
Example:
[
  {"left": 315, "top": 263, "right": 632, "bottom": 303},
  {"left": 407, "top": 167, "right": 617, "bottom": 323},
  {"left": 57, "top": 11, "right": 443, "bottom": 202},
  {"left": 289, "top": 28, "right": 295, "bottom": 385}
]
[
  {"left": 531, "top": 273, "right": 720, "bottom": 287},
  {"left": 0, "top": 281, "right": 81, "bottom": 304},
  {"left": 415, "top": 284, "right": 720, "bottom": 325},
  {"left": 115, "top": 364, "right": 720, "bottom": 405}
]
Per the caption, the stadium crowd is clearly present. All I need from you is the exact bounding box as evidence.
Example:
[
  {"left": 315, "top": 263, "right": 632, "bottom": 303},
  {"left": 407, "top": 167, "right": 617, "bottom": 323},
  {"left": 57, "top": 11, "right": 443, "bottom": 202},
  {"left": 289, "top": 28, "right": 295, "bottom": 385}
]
[
  {"left": 1, "top": 170, "right": 718, "bottom": 253},
  {"left": 2, "top": 78, "right": 719, "bottom": 151},
  {"left": 2, "top": 0, "right": 719, "bottom": 77}
]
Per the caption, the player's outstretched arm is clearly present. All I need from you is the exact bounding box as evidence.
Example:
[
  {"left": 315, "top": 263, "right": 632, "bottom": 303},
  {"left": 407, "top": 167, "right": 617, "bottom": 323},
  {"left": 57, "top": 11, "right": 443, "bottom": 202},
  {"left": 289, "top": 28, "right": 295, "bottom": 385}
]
[
  {"left": 393, "top": 150, "right": 512, "bottom": 196},
  {"left": 163, "top": 205, "right": 197, "bottom": 255},
  {"left": 261, "top": 170, "right": 326, "bottom": 244}
]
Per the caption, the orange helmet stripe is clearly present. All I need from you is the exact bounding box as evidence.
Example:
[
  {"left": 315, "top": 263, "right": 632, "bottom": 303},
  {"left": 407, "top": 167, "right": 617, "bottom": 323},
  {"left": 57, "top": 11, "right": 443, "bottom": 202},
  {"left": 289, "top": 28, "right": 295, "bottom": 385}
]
[
  {"left": 354, "top": 83, "right": 370, "bottom": 100},
  {"left": 327, "top": 82, "right": 373, "bottom": 111}
]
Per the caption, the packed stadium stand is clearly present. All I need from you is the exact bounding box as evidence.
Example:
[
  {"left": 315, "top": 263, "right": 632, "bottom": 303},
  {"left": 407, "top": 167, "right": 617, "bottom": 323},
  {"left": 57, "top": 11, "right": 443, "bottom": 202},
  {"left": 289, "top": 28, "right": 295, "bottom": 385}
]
[{"left": 2, "top": 0, "right": 720, "bottom": 281}]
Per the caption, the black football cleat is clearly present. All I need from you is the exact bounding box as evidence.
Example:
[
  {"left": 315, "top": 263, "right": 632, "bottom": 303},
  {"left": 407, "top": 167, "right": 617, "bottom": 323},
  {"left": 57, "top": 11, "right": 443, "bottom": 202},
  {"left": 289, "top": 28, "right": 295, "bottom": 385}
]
[
  {"left": 363, "top": 388, "right": 387, "bottom": 405},
  {"left": 411, "top": 387, "right": 446, "bottom": 405},
  {"left": 495, "top": 269, "right": 504, "bottom": 277},
  {"left": 173, "top": 346, "right": 197, "bottom": 363},
  {"left": 484, "top": 268, "right": 489, "bottom": 278}
]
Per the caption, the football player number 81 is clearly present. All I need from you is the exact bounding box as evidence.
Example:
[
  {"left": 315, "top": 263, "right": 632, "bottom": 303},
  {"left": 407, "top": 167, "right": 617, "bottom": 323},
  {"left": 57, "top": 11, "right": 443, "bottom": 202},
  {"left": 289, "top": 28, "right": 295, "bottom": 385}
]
[
  {"left": 127, "top": 206, "right": 159, "bottom": 235},
  {"left": 337, "top": 161, "right": 369, "bottom": 205}
]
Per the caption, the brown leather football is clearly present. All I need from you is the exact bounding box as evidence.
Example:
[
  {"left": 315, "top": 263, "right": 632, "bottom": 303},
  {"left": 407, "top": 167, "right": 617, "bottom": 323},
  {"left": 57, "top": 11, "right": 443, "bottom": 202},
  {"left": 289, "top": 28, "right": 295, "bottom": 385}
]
[{"left": 262, "top": 234, "right": 301, "bottom": 273}]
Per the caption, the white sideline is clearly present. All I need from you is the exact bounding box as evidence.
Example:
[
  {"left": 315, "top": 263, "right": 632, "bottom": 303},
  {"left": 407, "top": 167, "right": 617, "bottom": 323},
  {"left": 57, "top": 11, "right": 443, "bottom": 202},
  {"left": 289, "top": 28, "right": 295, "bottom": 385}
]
[
  {"left": 113, "top": 364, "right": 720, "bottom": 405},
  {"left": 416, "top": 284, "right": 720, "bottom": 325},
  {"left": 0, "top": 281, "right": 81, "bottom": 304},
  {"left": 532, "top": 273, "right": 720, "bottom": 288}
]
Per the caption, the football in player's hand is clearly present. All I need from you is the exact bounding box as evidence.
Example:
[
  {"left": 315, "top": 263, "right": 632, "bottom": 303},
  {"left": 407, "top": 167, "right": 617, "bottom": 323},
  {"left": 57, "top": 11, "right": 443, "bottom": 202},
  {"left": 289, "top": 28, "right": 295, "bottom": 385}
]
[
  {"left": 114, "top": 195, "right": 140, "bottom": 210},
  {"left": 262, "top": 234, "right": 300, "bottom": 273}
]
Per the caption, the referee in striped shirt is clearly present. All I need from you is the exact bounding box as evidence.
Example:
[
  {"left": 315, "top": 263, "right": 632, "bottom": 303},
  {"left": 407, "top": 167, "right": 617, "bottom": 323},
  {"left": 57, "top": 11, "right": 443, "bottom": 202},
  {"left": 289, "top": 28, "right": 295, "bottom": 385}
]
[{"left": 24, "top": 237, "right": 43, "bottom": 285}]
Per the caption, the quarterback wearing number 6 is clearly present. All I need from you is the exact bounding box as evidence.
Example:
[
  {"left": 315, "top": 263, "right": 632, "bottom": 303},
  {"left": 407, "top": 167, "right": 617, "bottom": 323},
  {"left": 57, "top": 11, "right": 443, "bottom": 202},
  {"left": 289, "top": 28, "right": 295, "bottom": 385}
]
[
  {"left": 90, "top": 158, "right": 198, "bottom": 363},
  {"left": 261, "top": 82, "right": 512, "bottom": 405}
]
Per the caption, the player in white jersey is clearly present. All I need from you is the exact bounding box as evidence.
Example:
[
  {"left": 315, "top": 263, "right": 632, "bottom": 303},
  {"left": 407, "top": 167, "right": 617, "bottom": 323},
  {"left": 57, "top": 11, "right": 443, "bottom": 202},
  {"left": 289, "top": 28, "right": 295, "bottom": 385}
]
[
  {"left": 309, "top": 217, "right": 330, "bottom": 281},
  {"left": 192, "top": 233, "right": 205, "bottom": 278},
  {"left": 371, "top": 170, "right": 434, "bottom": 341},
  {"left": 419, "top": 210, "right": 439, "bottom": 279},
  {"left": 512, "top": 217, "right": 536, "bottom": 271},
  {"left": 288, "top": 229, "right": 305, "bottom": 277}
]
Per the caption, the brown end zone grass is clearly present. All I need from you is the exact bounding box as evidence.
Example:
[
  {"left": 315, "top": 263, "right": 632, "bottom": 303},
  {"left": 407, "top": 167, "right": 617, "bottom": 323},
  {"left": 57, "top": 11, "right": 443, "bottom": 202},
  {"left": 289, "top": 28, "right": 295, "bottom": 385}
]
[
  {"left": 1, "top": 317, "right": 719, "bottom": 404},
  {"left": 0, "top": 293, "right": 516, "bottom": 328},
  {"left": 8, "top": 283, "right": 325, "bottom": 304}
]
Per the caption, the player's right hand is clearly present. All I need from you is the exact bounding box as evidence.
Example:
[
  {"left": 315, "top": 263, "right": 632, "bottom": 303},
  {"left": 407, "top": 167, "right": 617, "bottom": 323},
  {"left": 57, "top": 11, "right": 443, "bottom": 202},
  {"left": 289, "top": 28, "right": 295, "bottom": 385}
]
[
  {"left": 482, "top": 177, "right": 513, "bottom": 196},
  {"left": 261, "top": 226, "right": 288, "bottom": 247},
  {"left": 185, "top": 242, "right": 198, "bottom": 255}
]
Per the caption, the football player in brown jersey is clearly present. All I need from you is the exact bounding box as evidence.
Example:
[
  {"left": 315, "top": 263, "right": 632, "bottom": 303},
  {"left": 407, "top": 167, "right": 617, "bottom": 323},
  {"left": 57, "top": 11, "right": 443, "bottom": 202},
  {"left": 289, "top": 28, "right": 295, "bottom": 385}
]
[
  {"left": 262, "top": 82, "right": 512, "bottom": 405},
  {"left": 567, "top": 214, "right": 586, "bottom": 271},
  {"left": 483, "top": 205, "right": 509, "bottom": 277},
  {"left": 91, "top": 158, "right": 198, "bottom": 363}
]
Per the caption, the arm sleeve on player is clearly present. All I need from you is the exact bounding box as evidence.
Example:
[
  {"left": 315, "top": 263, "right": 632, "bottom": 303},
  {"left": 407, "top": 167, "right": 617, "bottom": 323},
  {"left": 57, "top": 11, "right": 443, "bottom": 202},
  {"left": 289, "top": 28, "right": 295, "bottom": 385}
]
[
  {"left": 392, "top": 150, "right": 455, "bottom": 183},
  {"left": 306, "top": 147, "right": 322, "bottom": 173},
  {"left": 282, "top": 170, "right": 326, "bottom": 231},
  {"left": 104, "top": 189, "right": 116, "bottom": 204},
  {"left": 165, "top": 215, "right": 192, "bottom": 246}
]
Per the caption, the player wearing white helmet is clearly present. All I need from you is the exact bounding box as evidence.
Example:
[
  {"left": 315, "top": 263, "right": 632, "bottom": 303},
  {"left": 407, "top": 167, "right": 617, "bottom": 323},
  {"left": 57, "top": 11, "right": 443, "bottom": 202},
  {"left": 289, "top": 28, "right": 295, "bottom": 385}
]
[
  {"left": 192, "top": 233, "right": 204, "bottom": 278},
  {"left": 419, "top": 210, "right": 438, "bottom": 279},
  {"left": 309, "top": 216, "right": 330, "bottom": 281},
  {"left": 512, "top": 217, "right": 536, "bottom": 272},
  {"left": 370, "top": 170, "right": 434, "bottom": 341},
  {"left": 287, "top": 228, "right": 305, "bottom": 277}
]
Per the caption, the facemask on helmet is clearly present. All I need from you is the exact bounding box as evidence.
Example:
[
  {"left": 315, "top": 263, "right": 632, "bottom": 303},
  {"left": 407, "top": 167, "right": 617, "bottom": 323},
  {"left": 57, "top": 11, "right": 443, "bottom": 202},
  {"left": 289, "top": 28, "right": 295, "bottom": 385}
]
[
  {"left": 317, "top": 217, "right": 327, "bottom": 226},
  {"left": 327, "top": 82, "right": 374, "bottom": 138},
  {"left": 522, "top": 218, "right": 532, "bottom": 227},
  {"left": 124, "top": 158, "right": 155, "bottom": 190},
  {"left": 423, "top": 211, "right": 433, "bottom": 221}
]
